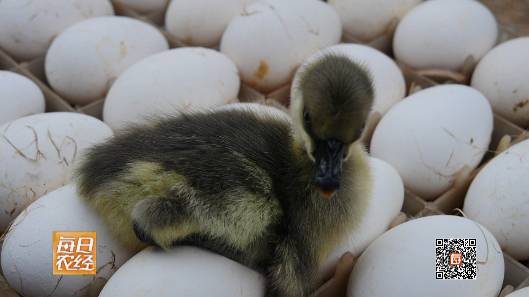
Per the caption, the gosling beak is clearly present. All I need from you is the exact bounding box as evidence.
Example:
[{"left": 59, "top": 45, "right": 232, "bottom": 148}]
[{"left": 313, "top": 139, "right": 345, "bottom": 199}]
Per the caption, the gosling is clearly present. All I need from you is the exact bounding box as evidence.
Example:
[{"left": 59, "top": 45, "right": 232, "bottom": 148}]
[{"left": 76, "top": 53, "right": 374, "bottom": 297}]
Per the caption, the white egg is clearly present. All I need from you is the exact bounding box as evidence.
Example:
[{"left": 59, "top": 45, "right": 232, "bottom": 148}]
[
  {"left": 0, "top": 0, "right": 114, "bottom": 61},
  {"left": 113, "top": 0, "right": 169, "bottom": 14},
  {"left": 328, "top": 0, "right": 421, "bottom": 48},
  {"left": 1, "top": 184, "right": 133, "bottom": 297},
  {"left": 0, "top": 71, "right": 45, "bottom": 124},
  {"left": 370, "top": 85, "right": 493, "bottom": 200},
  {"left": 215, "top": 102, "right": 291, "bottom": 122},
  {"left": 45, "top": 16, "right": 169, "bottom": 106},
  {"left": 393, "top": 0, "right": 498, "bottom": 71},
  {"left": 506, "top": 287, "right": 529, "bottom": 297},
  {"left": 99, "top": 246, "right": 264, "bottom": 297},
  {"left": 318, "top": 157, "right": 404, "bottom": 283},
  {"left": 166, "top": 0, "right": 255, "bottom": 47},
  {"left": 301, "top": 43, "right": 406, "bottom": 115},
  {"left": 0, "top": 113, "right": 113, "bottom": 230},
  {"left": 463, "top": 139, "right": 529, "bottom": 260},
  {"left": 471, "top": 37, "right": 529, "bottom": 127},
  {"left": 348, "top": 215, "right": 504, "bottom": 297},
  {"left": 220, "top": 0, "right": 341, "bottom": 93},
  {"left": 103, "top": 47, "right": 240, "bottom": 130}
]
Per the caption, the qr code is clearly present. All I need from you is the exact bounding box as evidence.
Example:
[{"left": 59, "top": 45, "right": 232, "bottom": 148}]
[{"left": 435, "top": 238, "right": 477, "bottom": 279}]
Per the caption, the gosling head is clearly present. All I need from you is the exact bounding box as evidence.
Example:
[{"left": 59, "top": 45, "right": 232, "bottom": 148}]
[{"left": 291, "top": 53, "right": 374, "bottom": 199}]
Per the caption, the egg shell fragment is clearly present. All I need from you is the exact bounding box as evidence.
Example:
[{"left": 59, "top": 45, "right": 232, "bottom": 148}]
[
  {"left": 1, "top": 184, "right": 133, "bottom": 297},
  {"left": 347, "top": 215, "right": 504, "bottom": 297},
  {"left": 464, "top": 139, "right": 529, "bottom": 260},
  {"left": 302, "top": 43, "right": 405, "bottom": 115},
  {"left": 0, "top": 71, "right": 45, "bottom": 124},
  {"left": 393, "top": 0, "right": 498, "bottom": 71},
  {"left": 471, "top": 37, "right": 529, "bottom": 127},
  {"left": 370, "top": 85, "right": 493, "bottom": 199},
  {"left": 220, "top": 0, "right": 342, "bottom": 93},
  {"left": 328, "top": 0, "right": 421, "bottom": 46},
  {"left": 45, "top": 16, "right": 169, "bottom": 105},
  {"left": 103, "top": 47, "right": 240, "bottom": 130},
  {"left": 0, "top": 112, "right": 113, "bottom": 230},
  {"left": 0, "top": 0, "right": 114, "bottom": 61},
  {"left": 318, "top": 157, "right": 404, "bottom": 283},
  {"left": 99, "top": 246, "right": 264, "bottom": 297},
  {"left": 165, "top": 0, "right": 255, "bottom": 47}
]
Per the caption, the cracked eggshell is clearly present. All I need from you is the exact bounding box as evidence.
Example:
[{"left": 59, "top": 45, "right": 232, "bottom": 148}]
[
  {"left": 220, "top": 0, "right": 341, "bottom": 93},
  {"left": 471, "top": 37, "right": 529, "bottom": 127},
  {"left": 463, "top": 139, "right": 529, "bottom": 260},
  {"left": 0, "top": 0, "right": 114, "bottom": 61},
  {"left": 393, "top": 0, "right": 497, "bottom": 71},
  {"left": 0, "top": 71, "right": 45, "bottom": 125},
  {"left": 166, "top": 0, "right": 255, "bottom": 47},
  {"left": 347, "top": 215, "right": 504, "bottom": 297},
  {"left": 0, "top": 112, "right": 113, "bottom": 230},
  {"left": 370, "top": 85, "right": 493, "bottom": 200},
  {"left": 318, "top": 157, "right": 404, "bottom": 284},
  {"left": 328, "top": 0, "right": 421, "bottom": 47},
  {"left": 1, "top": 184, "right": 133, "bottom": 297},
  {"left": 303, "top": 43, "right": 405, "bottom": 115},
  {"left": 45, "top": 16, "right": 169, "bottom": 106},
  {"left": 99, "top": 246, "right": 264, "bottom": 297},
  {"left": 114, "top": 0, "right": 169, "bottom": 14},
  {"left": 103, "top": 47, "right": 240, "bottom": 130}
]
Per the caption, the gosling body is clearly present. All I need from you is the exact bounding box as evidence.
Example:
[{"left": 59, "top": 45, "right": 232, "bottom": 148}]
[{"left": 76, "top": 54, "right": 374, "bottom": 297}]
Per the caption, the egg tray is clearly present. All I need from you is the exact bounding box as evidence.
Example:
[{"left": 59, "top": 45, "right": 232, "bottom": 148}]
[{"left": 2, "top": 1, "right": 529, "bottom": 296}]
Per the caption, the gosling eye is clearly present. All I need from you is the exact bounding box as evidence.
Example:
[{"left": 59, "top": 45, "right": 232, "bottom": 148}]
[{"left": 303, "top": 110, "right": 311, "bottom": 126}]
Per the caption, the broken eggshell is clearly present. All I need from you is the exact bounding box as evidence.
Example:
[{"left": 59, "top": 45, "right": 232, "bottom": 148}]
[
  {"left": 393, "top": 0, "right": 498, "bottom": 72},
  {"left": 370, "top": 85, "right": 493, "bottom": 200},
  {"left": 220, "top": 0, "right": 341, "bottom": 93},
  {"left": 0, "top": 112, "right": 113, "bottom": 230},
  {"left": 471, "top": 37, "right": 529, "bottom": 127},
  {"left": 0, "top": 71, "right": 45, "bottom": 125},
  {"left": 1, "top": 184, "right": 133, "bottom": 297},
  {"left": 0, "top": 0, "right": 114, "bottom": 61},
  {"left": 103, "top": 47, "right": 240, "bottom": 130},
  {"left": 45, "top": 16, "right": 169, "bottom": 106},
  {"left": 99, "top": 246, "right": 264, "bottom": 297}
]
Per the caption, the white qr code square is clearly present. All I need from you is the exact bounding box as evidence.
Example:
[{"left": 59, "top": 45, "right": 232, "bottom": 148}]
[{"left": 435, "top": 238, "right": 477, "bottom": 279}]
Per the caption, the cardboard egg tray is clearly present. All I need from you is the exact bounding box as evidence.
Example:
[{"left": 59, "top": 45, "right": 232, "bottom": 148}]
[{"left": 1, "top": 0, "right": 529, "bottom": 296}]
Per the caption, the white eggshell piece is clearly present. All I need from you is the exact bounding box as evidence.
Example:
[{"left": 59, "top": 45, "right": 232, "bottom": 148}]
[
  {"left": 471, "top": 37, "right": 529, "bottom": 127},
  {"left": 328, "top": 0, "right": 421, "bottom": 41},
  {"left": 0, "top": 71, "right": 45, "bottom": 124},
  {"left": 370, "top": 85, "right": 493, "bottom": 199},
  {"left": 304, "top": 43, "right": 406, "bottom": 115},
  {"left": 1, "top": 184, "right": 133, "bottom": 297},
  {"left": 220, "top": 0, "right": 341, "bottom": 92},
  {"left": 166, "top": 0, "right": 255, "bottom": 47},
  {"left": 114, "top": 0, "right": 169, "bottom": 14},
  {"left": 393, "top": 0, "right": 498, "bottom": 71},
  {"left": 103, "top": 47, "right": 240, "bottom": 130},
  {"left": 0, "top": 112, "right": 113, "bottom": 230},
  {"left": 45, "top": 16, "right": 169, "bottom": 106},
  {"left": 464, "top": 139, "right": 529, "bottom": 260},
  {"left": 318, "top": 157, "right": 404, "bottom": 283},
  {"left": 506, "top": 287, "right": 529, "bottom": 297},
  {"left": 99, "top": 246, "right": 264, "bottom": 297},
  {"left": 348, "top": 215, "right": 504, "bottom": 297},
  {"left": 0, "top": 0, "right": 114, "bottom": 61}
]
